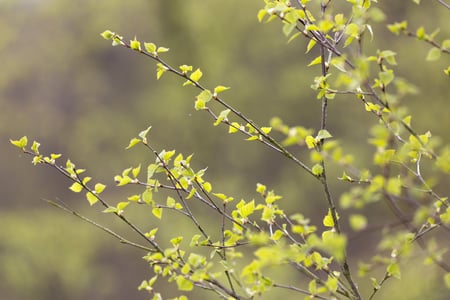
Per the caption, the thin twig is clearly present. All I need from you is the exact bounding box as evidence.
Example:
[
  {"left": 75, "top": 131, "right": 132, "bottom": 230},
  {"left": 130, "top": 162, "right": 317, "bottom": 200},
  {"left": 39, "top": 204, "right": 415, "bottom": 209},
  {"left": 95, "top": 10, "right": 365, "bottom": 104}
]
[{"left": 43, "top": 198, "right": 154, "bottom": 252}]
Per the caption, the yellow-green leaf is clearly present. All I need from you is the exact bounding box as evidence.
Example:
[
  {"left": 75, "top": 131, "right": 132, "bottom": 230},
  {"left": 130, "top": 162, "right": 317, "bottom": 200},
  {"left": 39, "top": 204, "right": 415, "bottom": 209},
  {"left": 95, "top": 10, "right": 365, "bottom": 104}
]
[
  {"left": 152, "top": 207, "right": 162, "bottom": 219},
  {"left": 323, "top": 210, "right": 334, "bottom": 227},
  {"left": 190, "top": 68, "right": 203, "bottom": 82},
  {"left": 426, "top": 47, "right": 441, "bottom": 61},
  {"left": 10, "top": 136, "right": 28, "bottom": 149},
  {"left": 126, "top": 138, "right": 141, "bottom": 149},
  {"left": 306, "top": 39, "right": 317, "bottom": 53},
  {"left": 130, "top": 37, "right": 141, "bottom": 51},
  {"left": 214, "top": 85, "right": 230, "bottom": 94},
  {"left": 86, "top": 191, "right": 98, "bottom": 205},
  {"left": 69, "top": 182, "right": 83, "bottom": 193},
  {"left": 176, "top": 275, "right": 193, "bottom": 291},
  {"left": 308, "top": 56, "right": 322, "bottom": 67}
]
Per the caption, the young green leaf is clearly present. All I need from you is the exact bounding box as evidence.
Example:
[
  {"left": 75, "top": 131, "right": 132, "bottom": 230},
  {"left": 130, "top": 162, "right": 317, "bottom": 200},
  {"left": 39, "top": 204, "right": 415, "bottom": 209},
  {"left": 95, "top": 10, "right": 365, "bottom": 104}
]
[
  {"left": 323, "top": 209, "right": 335, "bottom": 227},
  {"left": 126, "top": 138, "right": 141, "bottom": 149},
  {"left": 95, "top": 183, "right": 106, "bottom": 194},
  {"left": 316, "top": 129, "right": 332, "bottom": 140},
  {"left": 175, "top": 275, "right": 193, "bottom": 291},
  {"left": 157, "top": 46, "right": 169, "bottom": 53},
  {"left": 190, "top": 68, "right": 203, "bottom": 82},
  {"left": 426, "top": 48, "right": 441, "bottom": 61},
  {"left": 10, "top": 136, "right": 28, "bottom": 149},
  {"left": 308, "top": 56, "right": 322, "bottom": 67},
  {"left": 117, "top": 201, "right": 130, "bottom": 211},
  {"left": 213, "top": 85, "right": 230, "bottom": 95},
  {"left": 69, "top": 182, "right": 83, "bottom": 193},
  {"left": 152, "top": 207, "right": 162, "bottom": 219},
  {"left": 86, "top": 191, "right": 98, "bottom": 205},
  {"left": 100, "top": 30, "right": 114, "bottom": 40},
  {"left": 138, "top": 126, "right": 152, "bottom": 141},
  {"left": 130, "top": 36, "right": 141, "bottom": 51},
  {"left": 31, "top": 141, "right": 40, "bottom": 154}
]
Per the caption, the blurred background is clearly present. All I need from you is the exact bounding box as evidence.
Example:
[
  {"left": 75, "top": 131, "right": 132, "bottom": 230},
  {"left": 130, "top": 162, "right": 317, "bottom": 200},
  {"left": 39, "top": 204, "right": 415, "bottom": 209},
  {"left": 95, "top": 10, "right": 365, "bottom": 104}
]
[{"left": 1, "top": 0, "right": 449, "bottom": 299}]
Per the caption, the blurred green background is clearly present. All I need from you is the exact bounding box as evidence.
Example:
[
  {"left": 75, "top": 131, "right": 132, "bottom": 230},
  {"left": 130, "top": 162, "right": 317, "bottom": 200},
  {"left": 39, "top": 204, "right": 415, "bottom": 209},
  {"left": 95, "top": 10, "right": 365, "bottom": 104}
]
[{"left": 1, "top": 0, "right": 449, "bottom": 299}]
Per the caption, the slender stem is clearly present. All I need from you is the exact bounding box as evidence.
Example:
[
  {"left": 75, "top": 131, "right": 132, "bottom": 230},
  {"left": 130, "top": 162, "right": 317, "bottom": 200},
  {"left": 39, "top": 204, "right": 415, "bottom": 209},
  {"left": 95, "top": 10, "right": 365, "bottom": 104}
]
[
  {"left": 43, "top": 198, "right": 154, "bottom": 252},
  {"left": 436, "top": 0, "right": 450, "bottom": 10}
]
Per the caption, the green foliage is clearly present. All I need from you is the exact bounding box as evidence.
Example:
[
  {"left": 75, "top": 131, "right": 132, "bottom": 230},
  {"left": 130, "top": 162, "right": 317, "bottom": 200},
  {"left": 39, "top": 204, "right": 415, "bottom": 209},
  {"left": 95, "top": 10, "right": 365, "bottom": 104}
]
[{"left": 10, "top": 0, "right": 450, "bottom": 299}]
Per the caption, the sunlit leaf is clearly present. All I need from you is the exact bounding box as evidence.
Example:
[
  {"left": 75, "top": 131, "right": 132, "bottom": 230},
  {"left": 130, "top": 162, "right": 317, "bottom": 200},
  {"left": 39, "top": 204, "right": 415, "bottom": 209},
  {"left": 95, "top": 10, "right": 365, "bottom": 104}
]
[{"left": 69, "top": 182, "right": 83, "bottom": 193}]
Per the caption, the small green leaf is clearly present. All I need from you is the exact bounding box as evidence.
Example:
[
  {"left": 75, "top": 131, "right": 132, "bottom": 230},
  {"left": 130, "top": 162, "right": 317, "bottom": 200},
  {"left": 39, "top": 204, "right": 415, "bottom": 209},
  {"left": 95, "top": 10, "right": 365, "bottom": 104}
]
[
  {"left": 100, "top": 30, "right": 114, "bottom": 40},
  {"left": 69, "top": 182, "right": 83, "bottom": 193},
  {"left": 156, "top": 63, "right": 168, "bottom": 80},
  {"left": 117, "top": 201, "right": 130, "bottom": 211},
  {"left": 246, "top": 135, "right": 259, "bottom": 141},
  {"left": 317, "top": 129, "right": 332, "bottom": 140},
  {"left": 282, "top": 22, "right": 296, "bottom": 37},
  {"left": 176, "top": 275, "right": 193, "bottom": 291},
  {"left": 10, "top": 136, "right": 28, "bottom": 149},
  {"left": 214, "top": 109, "right": 231, "bottom": 126},
  {"left": 179, "top": 65, "right": 193, "bottom": 73},
  {"left": 339, "top": 171, "right": 352, "bottom": 181},
  {"left": 128, "top": 194, "right": 140, "bottom": 202},
  {"left": 326, "top": 276, "right": 338, "bottom": 292},
  {"left": 86, "top": 191, "right": 98, "bottom": 205},
  {"left": 190, "top": 68, "right": 203, "bottom": 82},
  {"left": 308, "top": 56, "right": 322, "bottom": 67},
  {"left": 444, "top": 273, "right": 450, "bottom": 289},
  {"left": 312, "top": 164, "right": 324, "bottom": 176},
  {"left": 95, "top": 183, "right": 106, "bottom": 194},
  {"left": 228, "top": 122, "right": 240, "bottom": 134},
  {"left": 379, "top": 70, "right": 394, "bottom": 86},
  {"left": 306, "top": 39, "right": 317, "bottom": 53},
  {"left": 82, "top": 177, "right": 91, "bottom": 185},
  {"left": 130, "top": 36, "right": 141, "bottom": 51},
  {"left": 256, "top": 183, "right": 266, "bottom": 195},
  {"left": 238, "top": 200, "right": 255, "bottom": 218},
  {"left": 257, "top": 9, "right": 267, "bottom": 23},
  {"left": 214, "top": 85, "right": 230, "bottom": 94},
  {"left": 157, "top": 46, "right": 169, "bottom": 53},
  {"left": 142, "top": 189, "right": 153, "bottom": 204},
  {"left": 145, "top": 228, "right": 158, "bottom": 239},
  {"left": 132, "top": 164, "right": 141, "bottom": 178},
  {"left": 271, "top": 230, "right": 284, "bottom": 241},
  {"left": 416, "top": 27, "right": 425, "bottom": 40},
  {"left": 126, "top": 138, "right": 141, "bottom": 149},
  {"left": 144, "top": 42, "right": 157, "bottom": 53},
  {"left": 261, "top": 127, "right": 272, "bottom": 134},
  {"left": 103, "top": 207, "right": 118, "bottom": 213},
  {"left": 139, "top": 126, "right": 152, "bottom": 140},
  {"left": 287, "top": 32, "right": 301, "bottom": 44},
  {"left": 426, "top": 47, "right": 441, "bottom": 61},
  {"left": 387, "top": 263, "right": 401, "bottom": 279},
  {"left": 370, "top": 277, "right": 381, "bottom": 290},
  {"left": 195, "top": 90, "right": 212, "bottom": 111},
  {"left": 170, "top": 236, "right": 183, "bottom": 247},
  {"left": 323, "top": 209, "right": 335, "bottom": 227},
  {"left": 152, "top": 207, "right": 162, "bottom": 219},
  {"left": 387, "top": 21, "right": 408, "bottom": 35},
  {"left": 31, "top": 141, "right": 40, "bottom": 154},
  {"left": 202, "top": 182, "right": 212, "bottom": 193},
  {"left": 166, "top": 196, "right": 176, "bottom": 208},
  {"left": 305, "top": 136, "right": 316, "bottom": 149},
  {"left": 345, "top": 23, "right": 360, "bottom": 38},
  {"left": 111, "top": 35, "right": 123, "bottom": 46},
  {"left": 213, "top": 193, "right": 234, "bottom": 202}
]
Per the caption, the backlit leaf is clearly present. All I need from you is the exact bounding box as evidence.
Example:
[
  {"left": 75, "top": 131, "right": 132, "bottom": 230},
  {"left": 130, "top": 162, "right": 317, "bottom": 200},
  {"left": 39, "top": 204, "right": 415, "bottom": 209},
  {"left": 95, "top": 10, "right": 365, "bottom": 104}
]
[
  {"left": 190, "top": 68, "right": 203, "bottom": 82},
  {"left": 69, "top": 182, "right": 83, "bottom": 193}
]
